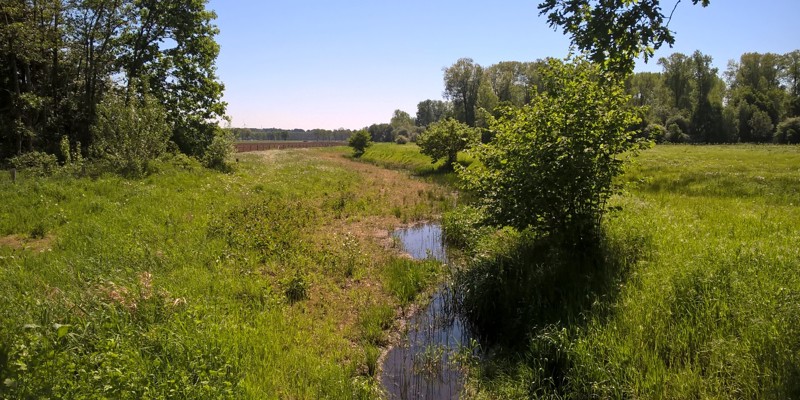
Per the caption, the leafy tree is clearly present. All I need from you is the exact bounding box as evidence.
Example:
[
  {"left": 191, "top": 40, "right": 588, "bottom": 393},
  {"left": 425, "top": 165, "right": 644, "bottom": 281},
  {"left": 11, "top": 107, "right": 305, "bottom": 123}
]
[
  {"left": 459, "top": 58, "right": 642, "bottom": 237},
  {"left": 0, "top": 0, "right": 226, "bottom": 162},
  {"left": 538, "top": 0, "right": 710, "bottom": 75},
  {"left": 781, "top": 50, "right": 800, "bottom": 117},
  {"left": 366, "top": 123, "right": 394, "bottom": 142},
  {"left": 774, "top": 117, "right": 800, "bottom": 144},
  {"left": 689, "top": 51, "right": 724, "bottom": 142},
  {"left": 443, "top": 58, "right": 483, "bottom": 127},
  {"left": 348, "top": 129, "right": 372, "bottom": 157},
  {"left": 390, "top": 109, "right": 414, "bottom": 129},
  {"left": 415, "top": 99, "right": 451, "bottom": 127},
  {"left": 748, "top": 108, "right": 774, "bottom": 142},
  {"left": 659, "top": 53, "right": 694, "bottom": 112},
  {"left": 416, "top": 118, "right": 479, "bottom": 169}
]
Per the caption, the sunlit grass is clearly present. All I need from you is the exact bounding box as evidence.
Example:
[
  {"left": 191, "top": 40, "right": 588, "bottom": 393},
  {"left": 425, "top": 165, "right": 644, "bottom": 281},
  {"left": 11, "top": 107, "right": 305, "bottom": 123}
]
[
  {"left": 461, "top": 144, "right": 800, "bottom": 399},
  {"left": 0, "top": 148, "right": 452, "bottom": 398}
]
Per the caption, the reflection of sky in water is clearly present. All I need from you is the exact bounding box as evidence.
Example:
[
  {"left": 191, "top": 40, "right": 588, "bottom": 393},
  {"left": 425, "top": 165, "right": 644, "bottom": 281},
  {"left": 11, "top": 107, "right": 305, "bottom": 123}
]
[
  {"left": 393, "top": 223, "right": 448, "bottom": 263},
  {"left": 382, "top": 223, "right": 474, "bottom": 400}
]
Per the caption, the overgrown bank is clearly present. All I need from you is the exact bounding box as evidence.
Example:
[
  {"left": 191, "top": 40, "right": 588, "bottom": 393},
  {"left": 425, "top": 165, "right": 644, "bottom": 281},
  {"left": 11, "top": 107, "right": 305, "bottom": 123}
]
[{"left": 0, "top": 148, "right": 453, "bottom": 398}]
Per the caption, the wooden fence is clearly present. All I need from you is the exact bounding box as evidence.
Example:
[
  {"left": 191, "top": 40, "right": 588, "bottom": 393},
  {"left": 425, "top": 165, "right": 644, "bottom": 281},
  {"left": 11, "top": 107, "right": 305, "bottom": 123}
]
[{"left": 235, "top": 141, "right": 346, "bottom": 153}]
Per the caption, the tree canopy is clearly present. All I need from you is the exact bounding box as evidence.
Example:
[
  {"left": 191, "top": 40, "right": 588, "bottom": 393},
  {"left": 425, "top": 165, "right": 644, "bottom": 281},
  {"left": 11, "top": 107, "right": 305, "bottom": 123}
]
[{"left": 0, "top": 0, "right": 226, "bottom": 162}]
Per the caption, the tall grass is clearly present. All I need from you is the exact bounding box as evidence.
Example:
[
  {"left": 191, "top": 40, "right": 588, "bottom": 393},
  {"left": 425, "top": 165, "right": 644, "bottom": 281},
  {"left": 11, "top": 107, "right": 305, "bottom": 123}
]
[
  {"left": 456, "top": 145, "right": 800, "bottom": 399},
  {"left": 0, "top": 148, "right": 452, "bottom": 398}
]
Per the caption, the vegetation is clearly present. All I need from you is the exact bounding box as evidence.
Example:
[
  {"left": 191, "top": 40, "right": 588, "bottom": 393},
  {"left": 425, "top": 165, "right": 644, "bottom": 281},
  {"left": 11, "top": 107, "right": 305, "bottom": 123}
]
[
  {"left": 0, "top": 0, "right": 225, "bottom": 161},
  {"left": 348, "top": 130, "right": 373, "bottom": 158},
  {"left": 416, "top": 118, "right": 479, "bottom": 169},
  {"left": 0, "top": 148, "right": 453, "bottom": 398},
  {"left": 460, "top": 58, "right": 642, "bottom": 236},
  {"left": 454, "top": 145, "right": 800, "bottom": 399},
  {"left": 538, "top": 0, "right": 710, "bottom": 75}
]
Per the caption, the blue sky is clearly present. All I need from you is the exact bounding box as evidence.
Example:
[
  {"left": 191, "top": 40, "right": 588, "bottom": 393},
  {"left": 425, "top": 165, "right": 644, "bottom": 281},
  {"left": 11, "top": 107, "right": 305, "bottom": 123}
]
[{"left": 207, "top": 1, "right": 800, "bottom": 130}]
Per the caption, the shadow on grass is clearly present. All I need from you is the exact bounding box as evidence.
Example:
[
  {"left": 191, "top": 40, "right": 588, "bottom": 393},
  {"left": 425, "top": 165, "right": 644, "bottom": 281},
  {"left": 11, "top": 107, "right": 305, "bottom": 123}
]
[
  {"left": 453, "top": 225, "right": 650, "bottom": 394},
  {"left": 456, "top": 224, "right": 649, "bottom": 346}
]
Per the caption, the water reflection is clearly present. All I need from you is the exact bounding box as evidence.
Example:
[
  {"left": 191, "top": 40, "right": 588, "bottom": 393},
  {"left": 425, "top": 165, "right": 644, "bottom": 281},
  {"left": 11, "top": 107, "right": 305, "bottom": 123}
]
[{"left": 381, "top": 223, "right": 476, "bottom": 400}]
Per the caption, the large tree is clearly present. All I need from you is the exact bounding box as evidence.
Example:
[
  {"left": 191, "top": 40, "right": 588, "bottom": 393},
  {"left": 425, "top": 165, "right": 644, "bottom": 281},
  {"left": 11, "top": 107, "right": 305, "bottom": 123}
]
[
  {"left": 443, "top": 57, "right": 483, "bottom": 127},
  {"left": 415, "top": 99, "right": 451, "bottom": 127},
  {"left": 0, "top": 0, "right": 225, "bottom": 161}
]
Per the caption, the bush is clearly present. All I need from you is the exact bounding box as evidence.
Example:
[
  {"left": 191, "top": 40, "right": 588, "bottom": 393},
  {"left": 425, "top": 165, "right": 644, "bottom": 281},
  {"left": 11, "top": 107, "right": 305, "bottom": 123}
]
[
  {"left": 643, "top": 123, "right": 667, "bottom": 143},
  {"left": 442, "top": 206, "right": 488, "bottom": 249},
  {"left": 395, "top": 135, "right": 409, "bottom": 145},
  {"left": 416, "top": 118, "right": 479, "bottom": 169},
  {"left": 665, "top": 114, "right": 691, "bottom": 137},
  {"left": 459, "top": 58, "right": 642, "bottom": 237},
  {"left": 203, "top": 128, "right": 236, "bottom": 171},
  {"left": 90, "top": 91, "right": 170, "bottom": 176},
  {"left": 774, "top": 117, "right": 800, "bottom": 144},
  {"left": 8, "top": 151, "right": 59, "bottom": 176},
  {"left": 348, "top": 129, "right": 372, "bottom": 157},
  {"left": 665, "top": 123, "right": 690, "bottom": 143}
]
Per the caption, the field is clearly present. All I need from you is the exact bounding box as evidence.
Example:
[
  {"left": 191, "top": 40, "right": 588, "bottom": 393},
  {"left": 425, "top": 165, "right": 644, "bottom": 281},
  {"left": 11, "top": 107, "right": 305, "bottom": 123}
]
[
  {"left": 0, "top": 148, "right": 452, "bottom": 398},
  {"left": 459, "top": 144, "right": 800, "bottom": 399},
  {"left": 2, "top": 143, "right": 799, "bottom": 399}
]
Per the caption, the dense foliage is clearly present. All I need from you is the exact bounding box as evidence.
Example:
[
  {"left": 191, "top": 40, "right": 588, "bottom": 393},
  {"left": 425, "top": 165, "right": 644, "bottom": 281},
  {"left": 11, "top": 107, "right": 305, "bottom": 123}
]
[
  {"left": 538, "top": 0, "right": 710, "bottom": 75},
  {"left": 90, "top": 91, "right": 170, "bottom": 176},
  {"left": 348, "top": 129, "right": 372, "bottom": 157},
  {"left": 0, "top": 0, "right": 226, "bottom": 163},
  {"left": 416, "top": 118, "right": 479, "bottom": 169},
  {"left": 459, "top": 58, "right": 642, "bottom": 237}
]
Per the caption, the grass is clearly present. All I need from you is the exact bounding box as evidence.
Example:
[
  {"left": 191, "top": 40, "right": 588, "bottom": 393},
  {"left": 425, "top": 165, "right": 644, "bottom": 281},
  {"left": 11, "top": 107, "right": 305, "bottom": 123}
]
[
  {"left": 457, "top": 144, "right": 800, "bottom": 399},
  {"left": 0, "top": 148, "right": 453, "bottom": 399},
  {"left": 331, "top": 143, "right": 473, "bottom": 187}
]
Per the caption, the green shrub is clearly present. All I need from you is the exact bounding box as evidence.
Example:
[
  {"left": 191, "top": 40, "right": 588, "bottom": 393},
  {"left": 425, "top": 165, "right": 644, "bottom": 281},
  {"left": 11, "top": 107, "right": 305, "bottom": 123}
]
[
  {"left": 643, "top": 123, "right": 667, "bottom": 143},
  {"left": 348, "top": 129, "right": 372, "bottom": 157},
  {"left": 282, "top": 271, "right": 308, "bottom": 303},
  {"left": 416, "top": 118, "right": 479, "bottom": 169},
  {"left": 90, "top": 91, "right": 170, "bottom": 176},
  {"left": 395, "top": 135, "right": 409, "bottom": 145},
  {"left": 9, "top": 151, "right": 59, "bottom": 176},
  {"left": 459, "top": 58, "right": 642, "bottom": 237},
  {"left": 665, "top": 122, "right": 690, "bottom": 143},
  {"left": 203, "top": 128, "right": 236, "bottom": 171},
  {"left": 774, "top": 117, "right": 800, "bottom": 144},
  {"left": 441, "top": 205, "right": 488, "bottom": 249}
]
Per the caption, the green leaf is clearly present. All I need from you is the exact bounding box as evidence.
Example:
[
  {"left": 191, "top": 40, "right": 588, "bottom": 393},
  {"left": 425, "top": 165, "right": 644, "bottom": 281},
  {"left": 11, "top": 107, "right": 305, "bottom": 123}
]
[{"left": 53, "top": 323, "right": 71, "bottom": 338}]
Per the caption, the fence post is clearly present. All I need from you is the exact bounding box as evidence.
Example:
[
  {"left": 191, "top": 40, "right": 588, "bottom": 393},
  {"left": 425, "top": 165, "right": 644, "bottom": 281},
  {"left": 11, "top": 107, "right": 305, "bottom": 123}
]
[{"left": 10, "top": 168, "right": 16, "bottom": 183}]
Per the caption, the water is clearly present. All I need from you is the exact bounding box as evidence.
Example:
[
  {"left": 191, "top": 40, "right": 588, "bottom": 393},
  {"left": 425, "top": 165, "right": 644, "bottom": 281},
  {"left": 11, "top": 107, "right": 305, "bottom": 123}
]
[{"left": 381, "top": 223, "right": 476, "bottom": 400}]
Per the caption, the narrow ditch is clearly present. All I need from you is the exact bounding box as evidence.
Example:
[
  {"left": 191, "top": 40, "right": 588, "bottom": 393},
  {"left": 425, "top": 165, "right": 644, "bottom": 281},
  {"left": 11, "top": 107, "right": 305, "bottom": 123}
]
[{"left": 380, "top": 223, "right": 478, "bottom": 400}]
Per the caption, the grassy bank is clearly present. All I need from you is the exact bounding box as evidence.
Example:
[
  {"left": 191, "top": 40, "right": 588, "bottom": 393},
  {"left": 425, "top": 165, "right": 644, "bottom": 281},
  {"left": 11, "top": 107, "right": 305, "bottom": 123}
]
[
  {"left": 0, "top": 148, "right": 453, "bottom": 398},
  {"left": 332, "top": 143, "right": 471, "bottom": 187},
  {"left": 457, "top": 144, "right": 800, "bottom": 398}
]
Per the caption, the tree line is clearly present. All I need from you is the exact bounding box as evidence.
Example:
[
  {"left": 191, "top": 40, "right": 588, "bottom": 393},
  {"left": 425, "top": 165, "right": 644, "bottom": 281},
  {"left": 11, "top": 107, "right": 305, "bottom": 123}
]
[
  {"left": 369, "top": 50, "right": 800, "bottom": 145},
  {"left": 1, "top": 0, "right": 228, "bottom": 170}
]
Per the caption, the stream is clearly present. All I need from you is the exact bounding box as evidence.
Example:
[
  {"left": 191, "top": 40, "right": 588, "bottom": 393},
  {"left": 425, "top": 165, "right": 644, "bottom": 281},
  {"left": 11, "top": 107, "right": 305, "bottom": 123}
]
[{"left": 380, "top": 223, "right": 478, "bottom": 400}]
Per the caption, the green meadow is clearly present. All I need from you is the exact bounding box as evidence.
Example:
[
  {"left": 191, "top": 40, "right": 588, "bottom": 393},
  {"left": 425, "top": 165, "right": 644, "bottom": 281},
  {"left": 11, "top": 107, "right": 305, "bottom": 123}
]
[
  {"left": 2, "top": 144, "right": 799, "bottom": 399},
  {"left": 0, "top": 149, "right": 452, "bottom": 399},
  {"left": 457, "top": 145, "right": 800, "bottom": 399}
]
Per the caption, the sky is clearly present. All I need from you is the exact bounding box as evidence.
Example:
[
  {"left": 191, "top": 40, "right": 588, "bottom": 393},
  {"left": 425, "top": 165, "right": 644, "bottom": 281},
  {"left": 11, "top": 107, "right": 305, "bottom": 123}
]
[{"left": 207, "top": 0, "right": 800, "bottom": 130}]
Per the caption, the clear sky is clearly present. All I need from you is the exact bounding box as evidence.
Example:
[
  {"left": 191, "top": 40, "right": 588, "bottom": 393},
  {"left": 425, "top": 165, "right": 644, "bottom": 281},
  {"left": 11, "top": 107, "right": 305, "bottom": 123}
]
[{"left": 207, "top": 0, "right": 800, "bottom": 130}]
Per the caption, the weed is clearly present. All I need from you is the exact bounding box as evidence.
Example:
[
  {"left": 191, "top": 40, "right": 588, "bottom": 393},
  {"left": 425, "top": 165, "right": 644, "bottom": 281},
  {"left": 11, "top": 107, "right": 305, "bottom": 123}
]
[{"left": 282, "top": 271, "right": 308, "bottom": 303}]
